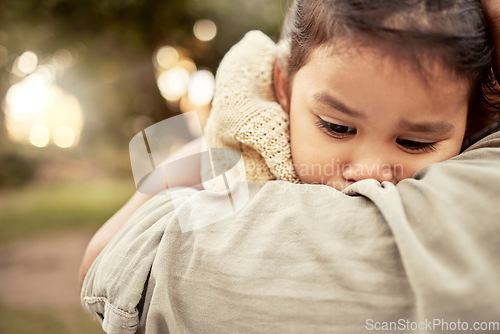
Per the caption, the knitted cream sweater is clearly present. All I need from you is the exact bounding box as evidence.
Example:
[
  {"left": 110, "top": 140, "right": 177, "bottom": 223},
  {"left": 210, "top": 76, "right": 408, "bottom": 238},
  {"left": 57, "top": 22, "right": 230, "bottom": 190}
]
[{"left": 203, "top": 31, "right": 300, "bottom": 185}]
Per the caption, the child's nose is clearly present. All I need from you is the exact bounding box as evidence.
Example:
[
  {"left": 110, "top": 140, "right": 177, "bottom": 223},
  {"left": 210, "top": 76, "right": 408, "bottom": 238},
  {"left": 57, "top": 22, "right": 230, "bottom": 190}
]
[{"left": 342, "top": 157, "right": 395, "bottom": 184}]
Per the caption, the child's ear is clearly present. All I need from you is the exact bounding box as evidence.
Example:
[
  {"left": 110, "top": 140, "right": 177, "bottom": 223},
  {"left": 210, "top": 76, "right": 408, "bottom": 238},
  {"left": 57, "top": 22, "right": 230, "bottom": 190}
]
[{"left": 273, "top": 57, "right": 290, "bottom": 113}]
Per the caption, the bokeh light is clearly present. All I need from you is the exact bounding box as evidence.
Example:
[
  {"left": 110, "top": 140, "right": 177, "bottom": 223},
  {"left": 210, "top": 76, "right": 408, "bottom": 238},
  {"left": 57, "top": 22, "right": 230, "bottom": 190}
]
[
  {"left": 35, "top": 65, "right": 57, "bottom": 83},
  {"left": 53, "top": 125, "right": 76, "bottom": 148},
  {"left": 193, "top": 19, "right": 217, "bottom": 42},
  {"left": 178, "top": 58, "right": 197, "bottom": 74},
  {"left": 4, "top": 82, "right": 83, "bottom": 148},
  {"left": 152, "top": 45, "right": 214, "bottom": 127},
  {"left": 2, "top": 48, "right": 84, "bottom": 149},
  {"left": 157, "top": 66, "right": 190, "bottom": 101},
  {"left": 155, "top": 46, "right": 179, "bottom": 70},
  {"left": 29, "top": 124, "right": 50, "bottom": 147},
  {"left": 53, "top": 49, "right": 74, "bottom": 70},
  {"left": 188, "top": 70, "right": 215, "bottom": 106},
  {"left": 14, "top": 51, "right": 38, "bottom": 76},
  {"left": 5, "top": 73, "right": 51, "bottom": 121}
]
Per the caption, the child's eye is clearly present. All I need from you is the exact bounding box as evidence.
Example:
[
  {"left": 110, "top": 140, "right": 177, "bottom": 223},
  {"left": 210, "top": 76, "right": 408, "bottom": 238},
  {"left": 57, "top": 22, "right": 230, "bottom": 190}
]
[
  {"left": 316, "top": 118, "right": 357, "bottom": 138},
  {"left": 396, "top": 138, "right": 437, "bottom": 153}
]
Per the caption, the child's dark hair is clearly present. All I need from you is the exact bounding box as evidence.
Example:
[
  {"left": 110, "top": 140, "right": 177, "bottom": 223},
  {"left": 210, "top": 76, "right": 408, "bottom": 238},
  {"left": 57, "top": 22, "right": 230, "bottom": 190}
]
[{"left": 280, "top": 0, "right": 500, "bottom": 141}]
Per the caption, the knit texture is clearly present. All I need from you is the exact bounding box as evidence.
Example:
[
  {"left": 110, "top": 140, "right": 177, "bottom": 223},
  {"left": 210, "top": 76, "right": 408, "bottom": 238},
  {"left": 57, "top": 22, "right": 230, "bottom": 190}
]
[{"left": 203, "top": 31, "right": 300, "bottom": 186}]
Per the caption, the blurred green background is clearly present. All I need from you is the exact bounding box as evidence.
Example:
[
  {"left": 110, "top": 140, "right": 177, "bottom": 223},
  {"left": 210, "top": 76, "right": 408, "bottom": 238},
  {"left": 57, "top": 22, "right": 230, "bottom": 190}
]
[{"left": 0, "top": 0, "right": 289, "bottom": 332}]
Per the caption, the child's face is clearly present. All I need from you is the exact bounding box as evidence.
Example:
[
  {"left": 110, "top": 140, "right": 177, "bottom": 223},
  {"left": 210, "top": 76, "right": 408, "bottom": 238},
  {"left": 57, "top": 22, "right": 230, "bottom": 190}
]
[{"left": 282, "top": 45, "right": 469, "bottom": 190}]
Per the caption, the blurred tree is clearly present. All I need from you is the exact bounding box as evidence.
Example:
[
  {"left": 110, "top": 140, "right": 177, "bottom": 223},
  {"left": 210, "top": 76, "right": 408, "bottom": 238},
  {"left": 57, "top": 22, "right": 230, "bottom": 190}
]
[
  {"left": 0, "top": 0, "right": 290, "bottom": 178},
  {"left": 0, "top": 153, "right": 36, "bottom": 187}
]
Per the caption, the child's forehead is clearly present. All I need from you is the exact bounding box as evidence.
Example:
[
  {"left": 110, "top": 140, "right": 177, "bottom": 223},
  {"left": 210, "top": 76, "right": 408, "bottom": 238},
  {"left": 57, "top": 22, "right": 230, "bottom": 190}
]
[
  {"left": 293, "top": 42, "right": 471, "bottom": 118},
  {"left": 307, "top": 39, "right": 469, "bottom": 89}
]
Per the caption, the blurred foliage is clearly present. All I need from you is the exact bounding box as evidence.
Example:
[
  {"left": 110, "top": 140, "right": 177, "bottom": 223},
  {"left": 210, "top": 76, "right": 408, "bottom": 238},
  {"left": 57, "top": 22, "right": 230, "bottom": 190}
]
[
  {"left": 0, "top": 303, "right": 103, "bottom": 333},
  {"left": 0, "top": 179, "right": 135, "bottom": 244},
  {"left": 0, "top": 0, "right": 296, "bottom": 238},
  {"left": 0, "top": 153, "right": 36, "bottom": 187},
  {"left": 0, "top": 0, "right": 292, "bottom": 236},
  {"left": 0, "top": 0, "right": 290, "bottom": 162}
]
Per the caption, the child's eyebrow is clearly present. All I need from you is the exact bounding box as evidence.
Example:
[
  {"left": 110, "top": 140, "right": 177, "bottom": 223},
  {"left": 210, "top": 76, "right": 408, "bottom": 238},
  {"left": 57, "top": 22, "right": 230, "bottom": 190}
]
[
  {"left": 399, "top": 120, "right": 455, "bottom": 133},
  {"left": 314, "top": 92, "right": 456, "bottom": 133},
  {"left": 313, "top": 93, "right": 365, "bottom": 118}
]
